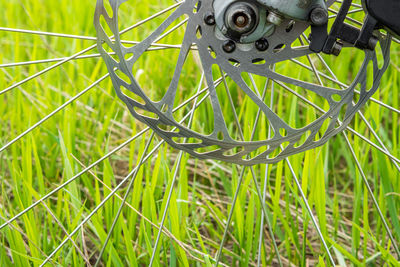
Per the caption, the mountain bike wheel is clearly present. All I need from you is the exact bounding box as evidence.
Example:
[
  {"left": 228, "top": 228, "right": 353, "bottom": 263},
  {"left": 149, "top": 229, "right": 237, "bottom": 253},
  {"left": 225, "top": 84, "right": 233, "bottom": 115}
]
[{"left": 1, "top": 0, "right": 400, "bottom": 266}]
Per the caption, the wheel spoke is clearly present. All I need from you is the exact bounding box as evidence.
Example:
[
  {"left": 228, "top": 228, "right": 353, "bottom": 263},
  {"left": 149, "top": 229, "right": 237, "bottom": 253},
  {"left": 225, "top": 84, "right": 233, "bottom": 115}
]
[
  {"left": 0, "top": 214, "right": 56, "bottom": 266},
  {"left": 273, "top": 79, "right": 400, "bottom": 164},
  {"left": 304, "top": 37, "right": 400, "bottom": 168},
  {"left": 0, "top": 27, "right": 186, "bottom": 50},
  {"left": 94, "top": 131, "right": 156, "bottom": 267},
  {"left": 1, "top": 2, "right": 183, "bottom": 95},
  {"left": 149, "top": 72, "right": 205, "bottom": 266},
  {"left": 0, "top": 27, "right": 100, "bottom": 41},
  {"left": 214, "top": 166, "right": 246, "bottom": 266},
  {"left": 71, "top": 155, "right": 211, "bottom": 265},
  {"left": 307, "top": 36, "right": 400, "bottom": 173},
  {"left": 40, "top": 201, "right": 92, "bottom": 267},
  {"left": 0, "top": 45, "right": 98, "bottom": 95},
  {"left": 257, "top": 70, "right": 276, "bottom": 267},
  {"left": 342, "top": 134, "right": 400, "bottom": 258},
  {"left": 0, "top": 44, "right": 190, "bottom": 69},
  {"left": 0, "top": 74, "right": 109, "bottom": 153},
  {"left": 39, "top": 132, "right": 165, "bottom": 267},
  {"left": 273, "top": 39, "right": 400, "bottom": 261},
  {"left": 284, "top": 157, "right": 336, "bottom": 266},
  {"left": 214, "top": 67, "right": 283, "bottom": 266},
  {"left": 0, "top": 70, "right": 218, "bottom": 231}
]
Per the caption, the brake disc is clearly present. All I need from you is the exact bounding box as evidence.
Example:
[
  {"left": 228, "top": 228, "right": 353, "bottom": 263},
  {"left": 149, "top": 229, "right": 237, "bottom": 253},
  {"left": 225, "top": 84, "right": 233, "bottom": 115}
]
[{"left": 94, "top": 0, "right": 391, "bottom": 166}]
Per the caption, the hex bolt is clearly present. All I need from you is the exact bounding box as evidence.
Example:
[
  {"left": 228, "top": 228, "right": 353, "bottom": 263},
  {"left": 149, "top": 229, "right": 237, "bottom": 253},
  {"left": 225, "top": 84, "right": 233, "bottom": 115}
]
[
  {"left": 331, "top": 41, "right": 343, "bottom": 56},
  {"left": 267, "top": 11, "right": 283, "bottom": 26},
  {"left": 310, "top": 7, "right": 329, "bottom": 26},
  {"left": 368, "top": 36, "right": 379, "bottom": 50},
  {"left": 222, "top": 40, "right": 236, "bottom": 53},
  {"left": 255, "top": 38, "right": 269, "bottom": 51},
  {"left": 204, "top": 12, "right": 216, "bottom": 26}
]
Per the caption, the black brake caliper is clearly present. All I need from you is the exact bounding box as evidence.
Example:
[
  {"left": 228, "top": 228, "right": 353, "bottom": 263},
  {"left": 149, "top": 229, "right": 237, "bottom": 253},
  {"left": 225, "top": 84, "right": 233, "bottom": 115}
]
[{"left": 365, "top": 0, "right": 400, "bottom": 38}]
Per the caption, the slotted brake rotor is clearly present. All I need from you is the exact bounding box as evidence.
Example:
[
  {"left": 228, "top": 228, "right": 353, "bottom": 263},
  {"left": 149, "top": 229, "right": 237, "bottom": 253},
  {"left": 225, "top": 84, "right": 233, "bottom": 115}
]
[{"left": 94, "top": 0, "right": 391, "bottom": 166}]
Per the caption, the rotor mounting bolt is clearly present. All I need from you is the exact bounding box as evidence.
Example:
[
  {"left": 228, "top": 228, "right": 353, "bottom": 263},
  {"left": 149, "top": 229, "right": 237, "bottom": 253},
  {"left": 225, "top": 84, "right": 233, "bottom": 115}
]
[
  {"left": 222, "top": 40, "right": 236, "bottom": 53},
  {"left": 310, "top": 7, "right": 329, "bottom": 26},
  {"left": 255, "top": 38, "right": 269, "bottom": 51},
  {"left": 204, "top": 12, "right": 216, "bottom": 26},
  {"left": 266, "top": 11, "right": 283, "bottom": 26}
]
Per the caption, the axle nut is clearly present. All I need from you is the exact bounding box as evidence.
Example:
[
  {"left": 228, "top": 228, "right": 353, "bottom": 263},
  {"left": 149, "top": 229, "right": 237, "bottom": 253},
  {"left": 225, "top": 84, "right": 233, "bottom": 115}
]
[{"left": 225, "top": 2, "right": 259, "bottom": 39}]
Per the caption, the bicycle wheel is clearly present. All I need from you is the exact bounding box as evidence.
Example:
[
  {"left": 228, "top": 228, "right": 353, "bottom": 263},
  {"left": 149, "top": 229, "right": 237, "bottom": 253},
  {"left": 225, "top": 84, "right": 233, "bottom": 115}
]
[{"left": 1, "top": 0, "right": 400, "bottom": 266}]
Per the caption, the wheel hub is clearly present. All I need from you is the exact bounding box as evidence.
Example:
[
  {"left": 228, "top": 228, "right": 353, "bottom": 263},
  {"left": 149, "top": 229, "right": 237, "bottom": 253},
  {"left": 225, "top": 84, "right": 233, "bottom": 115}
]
[
  {"left": 213, "top": 0, "right": 274, "bottom": 44},
  {"left": 225, "top": 2, "right": 258, "bottom": 39}
]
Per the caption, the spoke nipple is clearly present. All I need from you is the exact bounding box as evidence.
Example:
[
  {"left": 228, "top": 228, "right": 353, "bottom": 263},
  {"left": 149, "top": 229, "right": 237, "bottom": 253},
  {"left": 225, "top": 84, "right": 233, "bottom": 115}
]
[
  {"left": 204, "top": 12, "right": 216, "bottom": 26},
  {"left": 310, "top": 7, "right": 329, "bottom": 26},
  {"left": 222, "top": 40, "right": 236, "bottom": 53},
  {"left": 255, "top": 38, "right": 269, "bottom": 51}
]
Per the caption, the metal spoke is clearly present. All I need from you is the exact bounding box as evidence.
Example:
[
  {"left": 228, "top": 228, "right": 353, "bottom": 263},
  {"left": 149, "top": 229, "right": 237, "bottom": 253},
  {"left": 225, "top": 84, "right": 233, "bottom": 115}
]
[
  {"left": 273, "top": 79, "right": 400, "bottom": 164},
  {"left": 214, "top": 167, "right": 247, "bottom": 266},
  {"left": 94, "top": 131, "right": 156, "bottom": 267},
  {"left": 1, "top": 1, "right": 183, "bottom": 95},
  {"left": 0, "top": 215, "right": 57, "bottom": 266},
  {"left": 39, "top": 132, "right": 164, "bottom": 267},
  {"left": 335, "top": 0, "right": 362, "bottom": 8},
  {"left": 284, "top": 156, "right": 336, "bottom": 266},
  {"left": 0, "top": 70, "right": 218, "bottom": 230},
  {"left": 0, "top": 44, "right": 191, "bottom": 68},
  {"left": 328, "top": 8, "right": 362, "bottom": 26},
  {"left": 275, "top": 37, "right": 400, "bottom": 261},
  {"left": 298, "top": 37, "right": 324, "bottom": 86},
  {"left": 257, "top": 70, "right": 275, "bottom": 267},
  {"left": 0, "top": 27, "right": 189, "bottom": 49},
  {"left": 149, "top": 72, "right": 205, "bottom": 266},
  {"left": 71, "top": 155, "right": 212, "bottom": 265},
  {"left": 0, "top": 74, "right": 109, "bottom": 153},
  {"left": 154, "top": 17, "right": 188, "bottom": 43},
  {"left": 0, "top": 128, "right": 143, "bottom": 230},
  {"left": 214, "top": 68, "right": 282, "bottom": 266},
  {"left": 342, "top": 133, "right": 400, "bottom": 258},
  {"left": 40, "top": 201, "right": 92, "bottom": 266},
  {"left": 0, "top": 27, "right": 101, "bottom": 41},
  {"left": 98, "top": 70, "right": 203, "bottom": 266},
  {"left": 306, "top": 37, "right": 400, "bottom": 258},
  {"left": 0, "top": 45, "right": 99, "bottom": 95},
  {"left": 268, "top": 56, "right": 335, "bottom": 264}
]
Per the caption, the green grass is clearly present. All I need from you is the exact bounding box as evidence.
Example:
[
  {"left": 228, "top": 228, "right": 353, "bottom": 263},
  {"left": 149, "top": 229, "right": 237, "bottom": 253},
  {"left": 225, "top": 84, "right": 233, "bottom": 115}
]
[{"left": 1, "top": 0, "right": 400, "bottom": 266}]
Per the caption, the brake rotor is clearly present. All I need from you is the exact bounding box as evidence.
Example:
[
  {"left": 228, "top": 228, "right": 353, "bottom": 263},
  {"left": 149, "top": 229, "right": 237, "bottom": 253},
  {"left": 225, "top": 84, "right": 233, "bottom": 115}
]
[{"left": 94, "top": 0, "right": 391, "bottom": 166}]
